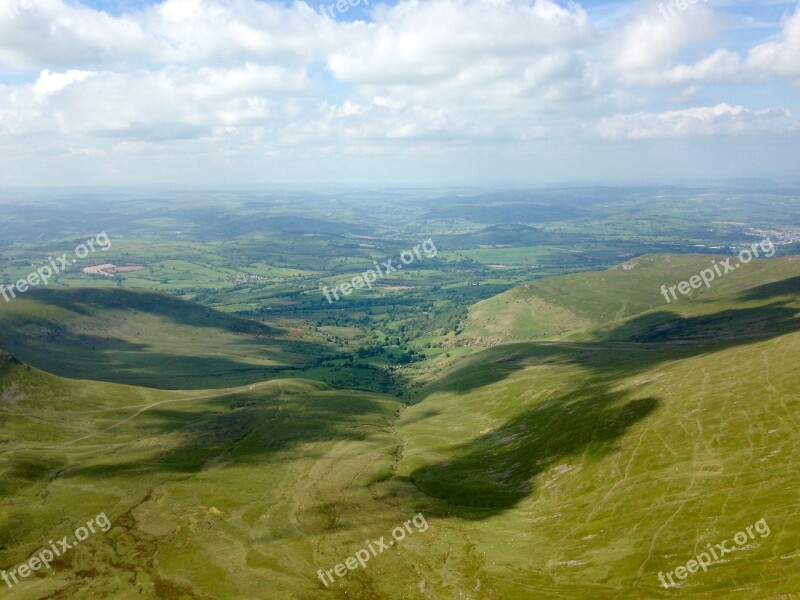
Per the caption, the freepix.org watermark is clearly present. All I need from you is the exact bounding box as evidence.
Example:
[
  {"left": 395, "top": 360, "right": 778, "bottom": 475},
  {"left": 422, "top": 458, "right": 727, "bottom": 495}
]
[
  {"left": 658, "top": 518, "right": 770, "bottom": 588},
  {"left": 2, "top": 512, "right": 111, "bottom": 590},
  {"left": 318, "top": 0, "right": 367, "bottom": 19},
  {"left": 660, "top": 238, "right": 775, "bottom": 303},
  {"left": 0, "top": 232, "right": 112, "bottom": 303},
  {"left": 317, "top": 513, "right": 429, "bottom": 587},
  {"left": 322, "top": 239, "right": 437, "bottom": 304},
  {"left": 659, "top": 0, "right": 707, "bottom": 20}
]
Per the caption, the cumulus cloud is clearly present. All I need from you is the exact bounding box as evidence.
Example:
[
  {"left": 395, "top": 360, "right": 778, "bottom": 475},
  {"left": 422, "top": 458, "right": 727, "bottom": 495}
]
[
  {"left": 0, "top": 0, "right": 147, "bottom": 68},
  {"left": 607, "top": 2, "right": 718, "bottom": 74},
  {"left": 0, "top": 0, "right": 798, "bottom": 185},
  {"left": 746, "top": 7, "right": 800, "bottom": 80},
  {"left": 0, "top": 64, "right": 317, "bottom": 141},
  {"left": 596, "top": 104, "right": 800, "bottom": 140},
  {"left": 0, "top": 0, "right": 338, "bottom": 69},
  {"left": 328, "top": 0, "right": 592, "bottom": 84},
  {"left": 33, "top": 69, "right": 96, "bottom": 97},
  {"left": 614, "top": 5, "right": 800, "bottom": 87}
]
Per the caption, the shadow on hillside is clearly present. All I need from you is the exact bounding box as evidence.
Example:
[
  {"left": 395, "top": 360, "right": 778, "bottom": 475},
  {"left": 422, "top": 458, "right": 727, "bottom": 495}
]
[
  {"left": 739, "top": 275, "right": 800, "bottom": 301},
  {"left": 598, "top": 304, "right": 800, "bottom": 345},
  {"left": 409, "top": 389, "right": 658, "bottom": 515},
  {"left": 0, "top": 328, "right": 324, "bottom": 389},
  {"left": 18, "top": 287, "right": 283, "bottom": 335},
  {"left": 0, "top": 287, "right": 334, "bottom": 389},
  {"left": 403, "top": 301, "right": 800, "bottom": 515},
  {"left": 60, "top": 389, "right": 398, "bottom": 480},
  {"left": 421, "top": 303, "right": 800, "bottom": 398}
]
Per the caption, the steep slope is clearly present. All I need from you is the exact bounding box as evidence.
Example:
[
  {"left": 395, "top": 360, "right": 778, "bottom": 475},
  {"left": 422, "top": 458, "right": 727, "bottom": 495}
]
[
  {"left": 3, "top": 257, "right": 800, "bottom": 599},
  {"left": 396, "top": 258, "right": 800, "bottom": 597},
  {"left": 0, "top": 354, "right": 409, "bottom": 598},
  {"left": 455, "top": 253, "right": 800, "bottom": 345},
  {"left": 0, "top": 288, "right": 328, "bottom": 389}
]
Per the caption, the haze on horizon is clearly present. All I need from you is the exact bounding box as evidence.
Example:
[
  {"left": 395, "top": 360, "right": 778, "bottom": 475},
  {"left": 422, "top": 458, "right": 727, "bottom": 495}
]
[{"left": 0, "top": 0, "right": 799, "bottom": 188}]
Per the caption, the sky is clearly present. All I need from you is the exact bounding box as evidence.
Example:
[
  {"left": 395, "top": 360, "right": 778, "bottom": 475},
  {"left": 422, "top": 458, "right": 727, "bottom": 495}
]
[{"left": 0, "top": 0, "right": 798, "bottom": 187}]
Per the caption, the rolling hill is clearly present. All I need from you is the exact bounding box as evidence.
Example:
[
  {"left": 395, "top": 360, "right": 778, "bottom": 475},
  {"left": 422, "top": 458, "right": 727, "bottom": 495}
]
[
  {"left": 396, "top": 253, "right": 800, "bottom": 597},
  {"left": 0, "top": 352, "right": 410, "bottom": 598},
  {"left": 0, "top": 288, "right": 329, "bottom": 389},
  {"left": 2, "top": 253, "right": 800, "bottom": 598},
  {"left": 453, "top": 253, "right": 800, "bottom": 346}
]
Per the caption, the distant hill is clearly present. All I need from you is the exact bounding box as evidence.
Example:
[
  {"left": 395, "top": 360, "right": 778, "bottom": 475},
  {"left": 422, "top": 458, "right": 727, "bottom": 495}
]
[
  {"left": 426, "top": 201, "right": 591, "bottom": 224},
  {"left": 438, "top": 223, "right": 557, "bottom": 249},
  {"left": 453, "top": 253, "right": 800, "bottom": 345},
  {"left": 0, "top": 287, "right": 327, "bottom": 389}
]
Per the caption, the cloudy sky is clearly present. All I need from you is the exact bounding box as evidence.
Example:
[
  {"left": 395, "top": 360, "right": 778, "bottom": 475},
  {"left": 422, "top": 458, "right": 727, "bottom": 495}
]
[{"left": 0, "top": 0, "right": 798, "bottom": 187}]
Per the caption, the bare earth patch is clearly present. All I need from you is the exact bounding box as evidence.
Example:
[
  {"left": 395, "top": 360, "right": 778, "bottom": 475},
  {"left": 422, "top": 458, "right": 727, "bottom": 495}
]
[
  {"left": 2, "top": 382, "right": 24, "bottom": 404},
  {"left": 83, "top": 264, "right": 146, "bottom": 277}
]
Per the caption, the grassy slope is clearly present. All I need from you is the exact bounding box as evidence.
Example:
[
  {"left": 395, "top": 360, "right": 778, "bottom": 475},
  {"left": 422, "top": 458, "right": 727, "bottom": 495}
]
[
  {"left": 0, "top": 354, "right": 422, "bottom": 599},
  {"left": 2, "top": 256, "right": 800, "bottom": 598},
  {"left": 455, "top": 254, "right": 800, "bottom": 345},
  {"left": 397, "top": 256, "right": 800, "bottom": 597},
  {"left": 0, "top": 288, "right": 329, "bottom": 389}
]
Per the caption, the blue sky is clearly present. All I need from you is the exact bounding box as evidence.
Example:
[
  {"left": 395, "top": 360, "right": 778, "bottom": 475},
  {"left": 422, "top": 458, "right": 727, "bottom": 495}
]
[{"left": 0, "top": 0, "right": 798, "bottom": 187}]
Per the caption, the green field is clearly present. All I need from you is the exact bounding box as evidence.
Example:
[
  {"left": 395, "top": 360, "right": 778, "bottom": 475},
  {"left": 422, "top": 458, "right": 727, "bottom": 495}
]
[
  {"left": 1, "top": 188, "right": 800, "bottom": 598},
  {"left": 0, "top": 287, "right": 331, "bottom": 389}
]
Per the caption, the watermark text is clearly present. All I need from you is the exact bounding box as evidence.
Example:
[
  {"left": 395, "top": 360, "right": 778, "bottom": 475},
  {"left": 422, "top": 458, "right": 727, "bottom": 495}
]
[{"left": 1, "top": 232, "right": 112, "bottom": 303}]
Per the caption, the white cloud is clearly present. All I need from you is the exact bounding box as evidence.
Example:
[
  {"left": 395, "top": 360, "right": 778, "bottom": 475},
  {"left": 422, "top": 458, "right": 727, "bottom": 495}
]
[
  {"left": 746, "top": 7, "right": 800, "bottom": 80},
  {"left": 596, "top": 103, "right": 800, "bottom": 140},
  {"left": 0, "top": 63, "right": 317, "bottom": 142},
  {"left": 328, "top": 0, "right": 592, "bottom": 84},
  {"left": 33, "top": 69, "right": 96, "bottom": 97},
  {"left": 0, "top": 0, "right": 798, "bottom": 185},
  {"left": 607, "top": 3, "right": 718, "bottom": 74},
  {"left": 0, "top": 0, "right": 147, "bottom": 68},
  {"left": 0, "top": 0, "right": 336, "bottom": 69},
  {"left": 613, "top": 5, "right": 800, "bottom": 87},
  {"left": 637, "top": 49, "right": 744, "bottom": 87}
]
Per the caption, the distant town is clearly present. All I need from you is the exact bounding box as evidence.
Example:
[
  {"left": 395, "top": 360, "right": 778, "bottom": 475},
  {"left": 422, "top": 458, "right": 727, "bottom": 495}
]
[
  {"left": 746, "top": 227, "right": 800, "bottom": 245},
  {"left": 230, "top": 274, "right": 268, "bottom": 284}
]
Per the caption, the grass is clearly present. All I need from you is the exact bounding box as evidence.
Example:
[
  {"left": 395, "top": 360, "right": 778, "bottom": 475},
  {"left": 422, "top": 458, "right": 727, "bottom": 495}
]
[
  {"left": 455, "top": 254, "right": 800, "bottom": 345},
  {"left": 0, "top": 288, "right": 331, "bottom": 389},
  {"left": 397, "top": 282, "right": 800, "bottom": 596},
  {"left": 2, "top": 251, "right": 800, "bottom": 598},
  {"left": 0, "top": 357, "right": 415, "bottom": 598}
]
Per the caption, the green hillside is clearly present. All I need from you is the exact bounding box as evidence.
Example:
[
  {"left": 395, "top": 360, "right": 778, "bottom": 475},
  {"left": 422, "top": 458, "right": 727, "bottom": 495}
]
[
  {"left": 395, "top": 256, "right": 800, "bottom": 597},
  {"left": 455, "top": 254, "right": 800, "bottom": 346},
  {"left": 0, "top": 288, "right": 328, "bottom": 389},
  {"left": 2, "top": 254, "right": 800, "bottom": 598},
  {"left": 0, "top": 354, "right": 415, "bottom": 598}
]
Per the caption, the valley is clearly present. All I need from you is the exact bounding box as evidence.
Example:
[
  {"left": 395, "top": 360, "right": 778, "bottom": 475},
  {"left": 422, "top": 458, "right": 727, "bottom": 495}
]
[
  {"left": 1, "top": 188, "right": 799, "bottom": 598},
  {"left": 3, "top": 0, "right": 800, "bottom": 596}
]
